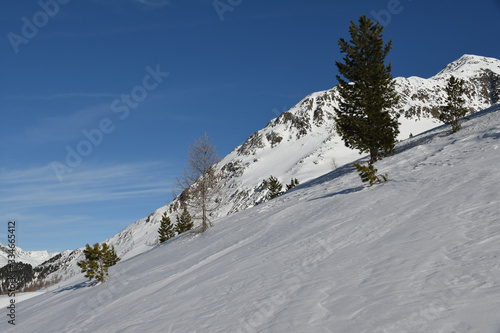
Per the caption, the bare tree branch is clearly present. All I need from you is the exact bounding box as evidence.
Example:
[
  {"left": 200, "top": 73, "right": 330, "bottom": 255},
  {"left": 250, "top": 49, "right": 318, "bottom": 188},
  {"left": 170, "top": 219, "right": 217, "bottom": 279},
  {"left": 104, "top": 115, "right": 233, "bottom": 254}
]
[{"left": 175, "top": 133, "right": 222, "bottom": 232}]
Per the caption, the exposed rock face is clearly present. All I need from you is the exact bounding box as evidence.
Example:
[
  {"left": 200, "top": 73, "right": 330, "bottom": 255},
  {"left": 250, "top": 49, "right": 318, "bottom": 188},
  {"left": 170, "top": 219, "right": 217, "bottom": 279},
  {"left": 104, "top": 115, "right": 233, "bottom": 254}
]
[
  {"left": 490, "top": 71, "right": 500, "bottom": 104},
  {"left": 396, "top": 56, "right": 500, "bottom": 119}
]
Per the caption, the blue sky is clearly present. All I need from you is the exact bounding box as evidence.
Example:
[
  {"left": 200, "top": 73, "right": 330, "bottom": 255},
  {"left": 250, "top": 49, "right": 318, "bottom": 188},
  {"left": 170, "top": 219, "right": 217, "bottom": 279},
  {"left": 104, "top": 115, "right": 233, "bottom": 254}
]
[{"left": 1, "top": 0, "right": 499, "bottom": 252}]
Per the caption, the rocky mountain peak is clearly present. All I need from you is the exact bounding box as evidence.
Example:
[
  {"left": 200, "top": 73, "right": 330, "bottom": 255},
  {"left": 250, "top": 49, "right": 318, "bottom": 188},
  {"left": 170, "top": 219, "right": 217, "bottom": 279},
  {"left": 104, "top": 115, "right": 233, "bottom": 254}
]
[{"left": 435, "top": 54, "right": 500, "bottom": 78}]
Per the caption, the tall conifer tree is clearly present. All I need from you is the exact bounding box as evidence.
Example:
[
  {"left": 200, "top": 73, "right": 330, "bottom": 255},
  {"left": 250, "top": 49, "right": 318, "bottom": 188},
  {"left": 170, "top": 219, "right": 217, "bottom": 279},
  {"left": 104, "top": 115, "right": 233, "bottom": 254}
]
[{"left": 335, "top": 15, "right": 399, "bottom": 164}]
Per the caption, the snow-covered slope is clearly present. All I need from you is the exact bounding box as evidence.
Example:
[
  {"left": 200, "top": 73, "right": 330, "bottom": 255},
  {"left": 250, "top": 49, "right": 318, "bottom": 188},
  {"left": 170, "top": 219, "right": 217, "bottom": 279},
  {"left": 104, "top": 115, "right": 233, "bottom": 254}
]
[
  {"left": 16, "top": 54, "right": 500, "bottom": 287},
  {"left": 103, "top": 54, "right": 500, "bottom": 260},
  {"left": 2, "top": 104, "right": 499, "bottom": 332},
  {"left": 0, "top": 243, "right": 58, "bottom": 268}
]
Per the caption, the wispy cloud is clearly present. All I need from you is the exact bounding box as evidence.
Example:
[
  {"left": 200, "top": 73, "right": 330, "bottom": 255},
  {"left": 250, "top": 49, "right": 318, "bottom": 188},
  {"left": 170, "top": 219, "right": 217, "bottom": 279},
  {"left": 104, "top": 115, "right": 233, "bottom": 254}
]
[
  {"left": 0, "top": 212, "right": 89, "bottom": 228},
  {"left": 1, "top": 92, "right": 118, "bottom": 101},
  {"left": 0, "top": 161, "right": 174, "bottom": 210},
  {"left": 0, "top": 160, "right": 175, "bottom": 250},
  {"left": 13, "top": 103, "right": 111, "bottom": 144}
]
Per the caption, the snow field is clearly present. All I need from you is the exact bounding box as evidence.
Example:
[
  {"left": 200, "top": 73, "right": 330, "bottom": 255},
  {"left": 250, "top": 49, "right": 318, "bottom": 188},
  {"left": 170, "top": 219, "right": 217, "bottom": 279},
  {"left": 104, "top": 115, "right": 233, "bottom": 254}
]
[{"left": 1, "top": 105, "right": 499, "bottom": 332}]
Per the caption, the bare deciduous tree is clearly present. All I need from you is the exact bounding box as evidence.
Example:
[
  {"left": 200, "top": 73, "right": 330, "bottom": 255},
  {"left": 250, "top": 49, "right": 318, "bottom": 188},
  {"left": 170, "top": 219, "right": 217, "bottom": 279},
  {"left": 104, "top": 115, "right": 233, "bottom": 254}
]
[{"left": 176, "top": 133, "right": 222, "bottom": 232}]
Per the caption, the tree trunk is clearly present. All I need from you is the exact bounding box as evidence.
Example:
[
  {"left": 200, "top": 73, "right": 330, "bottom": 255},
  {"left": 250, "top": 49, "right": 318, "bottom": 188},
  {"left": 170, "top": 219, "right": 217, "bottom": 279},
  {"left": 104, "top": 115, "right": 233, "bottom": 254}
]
[
  {"left": 99, "top": 258, "right": 104, "bottom": 282},
  {"left": 370, "top": 150, "right": 378, "bottom": 164},
  {"left": 202, "top": 190, "right": 207, "bottom": 232}
]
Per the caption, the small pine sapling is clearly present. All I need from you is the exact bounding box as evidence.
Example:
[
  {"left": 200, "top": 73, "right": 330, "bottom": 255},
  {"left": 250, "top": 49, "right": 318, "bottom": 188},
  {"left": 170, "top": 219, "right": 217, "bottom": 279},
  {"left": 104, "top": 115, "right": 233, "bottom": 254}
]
[
  {"left": 354, "top": 163, "right": 388, "bottom": 186},
  {"left": 175, "top": 206, "right": 193, "bottom": 234},
  {"left": 266, "top": 175, "right": 283, "bottom": 200},
  {"left": 158, "top": 212, "right": 175, "bottom": 243},
  {"left": 77, "top": 243, "right": 121, "bottom": 283}
]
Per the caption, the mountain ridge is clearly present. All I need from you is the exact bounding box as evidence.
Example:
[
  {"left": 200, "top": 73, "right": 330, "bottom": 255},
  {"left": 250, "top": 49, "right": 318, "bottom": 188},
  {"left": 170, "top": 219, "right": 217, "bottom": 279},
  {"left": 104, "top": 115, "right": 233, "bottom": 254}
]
[{"left": 0, "top": 242, "right": 59, "bottom": 268}]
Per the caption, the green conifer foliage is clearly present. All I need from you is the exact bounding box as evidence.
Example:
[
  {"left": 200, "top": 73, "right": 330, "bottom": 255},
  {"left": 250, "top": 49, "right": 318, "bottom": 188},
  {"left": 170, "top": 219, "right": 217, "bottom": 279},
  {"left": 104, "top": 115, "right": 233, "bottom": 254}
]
[
  {"left": 77, "top": 243, "right": 121, "bottom": 283},
  {"left": 175, "top": 206, "right": 193, "bottom": 234},
  {"left": 439, "top": 75, "right": 468, "bottom": 133},
  {"left": 266, "top": 175, "right": 283, "bottom": 200},
  {"left": 335, "top": 15, "right": 400, "bottom": 164},
  {"left": 158, "top": 212, "right": 175, "bottom": 244},
  {"left": 354, "top": 162, "right": 388, "bottom": 186}
]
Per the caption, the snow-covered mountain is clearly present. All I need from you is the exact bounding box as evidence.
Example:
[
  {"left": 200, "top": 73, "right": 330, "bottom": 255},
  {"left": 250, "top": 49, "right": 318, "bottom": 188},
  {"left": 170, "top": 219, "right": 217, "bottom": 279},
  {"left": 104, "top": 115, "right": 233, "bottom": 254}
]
[
  {"left": 14, "top": 54, "right": 500, "bottom": 287},
  {"left": 1, "top": 101, "right": 499, "bottom": 332},
  {"left": 0, "top": 243, "right": 58, "bottom": 268},
  {"left": 397, "top": 54, "right": 500, "bottom": 119},
  {"left": 0, "top": 244, "right": 67, "bottom": 294},
  {"left": 104, "top": 54, "right": 500, "bottom": 258}
]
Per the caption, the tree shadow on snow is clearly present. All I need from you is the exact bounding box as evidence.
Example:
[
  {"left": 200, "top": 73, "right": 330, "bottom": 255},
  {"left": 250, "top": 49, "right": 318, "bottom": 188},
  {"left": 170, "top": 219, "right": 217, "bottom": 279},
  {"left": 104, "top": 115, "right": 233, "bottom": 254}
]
[
  {"left": 309, "top": 185, "right": 365, "bottom": 201},
  {"left": 52, "top": 280, "right": 96, "bottom": 294},
  {"left": 292, "top": 161, "right": 358, "bottom": 192},
  {"left": 285, "top": 161, "right": 365, "bottom": 201}
]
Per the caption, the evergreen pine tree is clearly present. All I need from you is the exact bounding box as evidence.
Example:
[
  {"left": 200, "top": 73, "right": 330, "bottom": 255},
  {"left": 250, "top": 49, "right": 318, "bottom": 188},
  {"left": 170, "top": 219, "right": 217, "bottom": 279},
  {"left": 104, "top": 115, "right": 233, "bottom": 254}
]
[
  {"left": 158, "top": 212, "right": 175, "bottom": 244},
  {"left": 335, "top": 15, "right": 400, "bottom": 164},
  {"left": 175, "top": 206, "right": 193, "bottom": 234},
  {"left": 77, "top": 243, "right": 121, "bottom": 283},
  {"left": 439, "top": 75, "right": 468, "bottom": 133},
  {"left": 354, "top": 162, "right": 388, "bottom": 186},
  {"left": 266, "top": 175, "right": 283, "bottom": 200},
  {"left": 102, "top": 243, "right": 120, "bottom": 269}
]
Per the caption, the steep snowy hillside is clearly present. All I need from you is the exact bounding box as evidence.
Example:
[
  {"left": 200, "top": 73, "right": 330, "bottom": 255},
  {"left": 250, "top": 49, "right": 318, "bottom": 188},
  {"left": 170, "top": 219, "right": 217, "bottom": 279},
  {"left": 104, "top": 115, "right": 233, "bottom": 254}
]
[
  {"left": 15, "top": 54, "right": 500, "bottom": 287},
  {"left": 2, "top": 104, "right": 499, "bottom": 332},
  {"left": 105, "top": 54, "right": 500, "bottom": 260}
]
